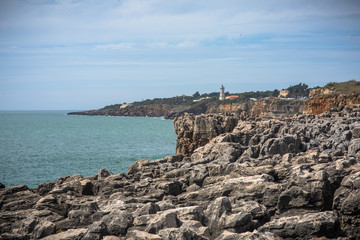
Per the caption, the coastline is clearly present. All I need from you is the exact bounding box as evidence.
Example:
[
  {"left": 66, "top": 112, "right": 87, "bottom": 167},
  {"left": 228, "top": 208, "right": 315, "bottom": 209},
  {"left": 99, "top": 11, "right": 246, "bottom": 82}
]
[
  {"left": 1, "top": 105, "right": 360, "bottom": 239},
  {"left": 67, "top": 98, "right": 306, "bottom": 119}
]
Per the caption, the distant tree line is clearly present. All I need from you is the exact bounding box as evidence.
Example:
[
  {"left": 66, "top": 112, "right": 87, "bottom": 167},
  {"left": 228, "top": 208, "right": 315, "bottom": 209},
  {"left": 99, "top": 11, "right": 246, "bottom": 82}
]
[
  {"left": 285, "top": 83, "right": 310, "bottom": 98},
  {"left": 100, "top": 83, "right": 312, "bottom": 111}
]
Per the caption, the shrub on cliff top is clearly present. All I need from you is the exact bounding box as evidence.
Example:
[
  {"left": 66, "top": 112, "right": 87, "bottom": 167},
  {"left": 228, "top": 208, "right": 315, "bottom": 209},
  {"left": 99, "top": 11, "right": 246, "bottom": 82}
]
[{"left": 325, "top": 80, "right": 360, "bottom": 94}]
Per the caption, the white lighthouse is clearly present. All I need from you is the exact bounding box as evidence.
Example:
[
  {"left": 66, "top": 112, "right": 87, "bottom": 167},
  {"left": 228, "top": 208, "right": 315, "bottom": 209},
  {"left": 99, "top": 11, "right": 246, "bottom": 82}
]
[{"left": 219, "top": 85, "right": 225, "bottom": 100}]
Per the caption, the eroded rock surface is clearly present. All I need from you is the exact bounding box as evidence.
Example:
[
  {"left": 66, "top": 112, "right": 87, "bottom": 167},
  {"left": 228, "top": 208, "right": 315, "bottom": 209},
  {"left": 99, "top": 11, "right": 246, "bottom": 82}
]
[
  {"left": 174, "top": 113, "right": 239, "bottom": 156},
  {"left": 1, "top": 106, "right": 360, "bottom": 239}
]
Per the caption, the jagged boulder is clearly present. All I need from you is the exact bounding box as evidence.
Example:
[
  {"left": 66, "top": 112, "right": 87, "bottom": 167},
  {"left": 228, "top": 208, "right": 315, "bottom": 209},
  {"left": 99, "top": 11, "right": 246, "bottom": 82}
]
[
  {"left": 145, "top": 211, "right": 181, "bottom": 234},
  {"left": 204, "top": 197, "right": 232, "bottom": 236},
  {"left": 258, "top": 211, "right": 339, "bottom": 239},
  {"left": 333, "top": 171, "right": 360, "bottom": 237},
  {"left": 82, "top": 221, "right": 107, "bottom": 240},
  {"left": 215, "top": 230, "right": 274, "bottom": 240},
  {"left": 126, "top": 230, "right": 162, "bottom": 240},
  {"left": 100, "top": 210, "right": 133, "bottom": 236},
  {"left": 277, "top": 166, "right": 332, "bottom": 212},
  {"left": 348, "top": 139, "right": 360, "bottom": 157},
  {"left": 158, "top": 227, "right": 210, "bottom": 240},
  {"left": 128, "top": 158, "right": 149, "bottom": 176},
  {"left": 41, "top": 228, "right": 87, "bottom": 240}
]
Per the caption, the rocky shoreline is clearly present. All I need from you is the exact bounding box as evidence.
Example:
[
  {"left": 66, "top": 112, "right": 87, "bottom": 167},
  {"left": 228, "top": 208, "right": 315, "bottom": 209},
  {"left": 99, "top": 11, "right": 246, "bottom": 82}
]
[{"left": 1, "top": 106, "right": 360, "bottom": 239}]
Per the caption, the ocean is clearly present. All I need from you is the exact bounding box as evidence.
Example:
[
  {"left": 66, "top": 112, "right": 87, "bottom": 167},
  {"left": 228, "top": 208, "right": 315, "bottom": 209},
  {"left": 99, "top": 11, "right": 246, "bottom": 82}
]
[{"left": 0, "top": 111, "right": 177, "bottom": 188}]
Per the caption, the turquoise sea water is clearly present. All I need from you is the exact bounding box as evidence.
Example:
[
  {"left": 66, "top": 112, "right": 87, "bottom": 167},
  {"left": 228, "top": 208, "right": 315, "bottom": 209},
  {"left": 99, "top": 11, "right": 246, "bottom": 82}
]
[{"left": 0, "top": 111, "right": 177, "bottom": 188}]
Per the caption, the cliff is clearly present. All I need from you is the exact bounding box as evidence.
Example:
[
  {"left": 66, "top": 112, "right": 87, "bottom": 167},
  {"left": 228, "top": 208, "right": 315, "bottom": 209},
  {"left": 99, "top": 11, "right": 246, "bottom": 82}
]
[
  {"left": 2, "top": 106, "right": 360, "bottom": 239},
  {"left": 68, "top": 98, "right": 305, "bottom": 119},
  {"left": 174, "top": 113, "right": 239, "bottom": 156},
  {"left": 173, "top": 99, "right": 304, "bottom": 157},
  {"left": 304, "top": 80, "right": 360, "bottom": 115},
  {"left": 206, "top": 99, "right": 304, "bottom": 118},
  {"left": 69, "top": 81, "right": 360, "bottom": 119}
]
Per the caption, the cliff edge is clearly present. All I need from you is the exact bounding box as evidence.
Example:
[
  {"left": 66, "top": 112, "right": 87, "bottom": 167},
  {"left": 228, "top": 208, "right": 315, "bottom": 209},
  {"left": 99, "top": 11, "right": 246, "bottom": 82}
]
[{"left": 304, "top": 80, "right": 360, "bottom": 115}]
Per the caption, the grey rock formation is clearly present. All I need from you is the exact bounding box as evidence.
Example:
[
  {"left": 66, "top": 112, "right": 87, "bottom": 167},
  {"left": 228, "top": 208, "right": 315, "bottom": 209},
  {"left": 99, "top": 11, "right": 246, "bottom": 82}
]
[
  {"left": 1, "top": 106, "right": 360, "bottom": 239},
  {"left": 258, "top": 211, "right": 339, "bottom": 238},
  {"left": 174, "top": 113, "right": 239, "bottom": 156}
]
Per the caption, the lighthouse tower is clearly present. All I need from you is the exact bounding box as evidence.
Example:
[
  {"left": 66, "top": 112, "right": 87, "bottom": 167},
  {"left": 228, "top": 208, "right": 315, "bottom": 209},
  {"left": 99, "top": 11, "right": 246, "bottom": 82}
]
[{"left": 219, "top": 85, "right": 225, "bottom": 100}]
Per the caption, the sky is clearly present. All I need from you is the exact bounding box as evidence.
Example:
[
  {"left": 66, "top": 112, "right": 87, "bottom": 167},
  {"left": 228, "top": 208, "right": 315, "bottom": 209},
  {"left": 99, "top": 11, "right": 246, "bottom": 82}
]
[{"left": 0, "top": 0, "right": 359, "bottom": 110}]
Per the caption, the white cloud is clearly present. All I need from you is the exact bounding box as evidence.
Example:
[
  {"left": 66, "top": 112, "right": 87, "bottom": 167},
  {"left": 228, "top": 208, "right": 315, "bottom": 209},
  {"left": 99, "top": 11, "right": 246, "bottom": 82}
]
[
  {"left": 1, "top": 0, "right": 360, "bottom": 110},
  {"left": 95, "top": 43, "right": 135, "bottom": 50},
  {"left": 1, "top": 0, "right": 359, "bottom": 47},
  {"left": 148, "top": 40, "right": 198, "bottom": 48}
]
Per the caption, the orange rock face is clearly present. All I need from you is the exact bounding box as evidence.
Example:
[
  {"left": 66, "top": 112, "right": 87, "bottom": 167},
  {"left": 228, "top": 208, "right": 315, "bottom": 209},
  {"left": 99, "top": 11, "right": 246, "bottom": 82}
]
[{"left": 304, "top": 94, "right": 360, "bottom": 115}]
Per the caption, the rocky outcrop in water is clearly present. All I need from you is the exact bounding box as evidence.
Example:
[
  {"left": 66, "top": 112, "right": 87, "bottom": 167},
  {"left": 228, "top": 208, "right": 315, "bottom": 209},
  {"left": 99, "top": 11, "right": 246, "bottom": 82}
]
[{"left": 2, "top": 106, "right": 360, "bottom": 239}]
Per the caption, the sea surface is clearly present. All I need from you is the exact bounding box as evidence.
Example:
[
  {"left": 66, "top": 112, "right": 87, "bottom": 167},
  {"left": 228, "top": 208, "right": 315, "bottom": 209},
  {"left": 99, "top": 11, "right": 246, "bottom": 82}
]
[{"left": 0, "top": 111, "right": 177, "bottom": 188}]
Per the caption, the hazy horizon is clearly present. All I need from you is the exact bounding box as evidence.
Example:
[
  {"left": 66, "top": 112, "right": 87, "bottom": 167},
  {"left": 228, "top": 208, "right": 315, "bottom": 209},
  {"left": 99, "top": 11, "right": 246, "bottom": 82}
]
[{"left": 1, "top": 0, "right": 359, "bottom": 110}]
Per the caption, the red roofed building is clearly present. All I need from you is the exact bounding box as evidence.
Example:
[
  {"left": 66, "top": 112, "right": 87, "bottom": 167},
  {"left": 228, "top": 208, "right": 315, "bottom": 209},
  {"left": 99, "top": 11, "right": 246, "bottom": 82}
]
[{"left": 225, "top": 95, "right": 239, "bottom": 100}]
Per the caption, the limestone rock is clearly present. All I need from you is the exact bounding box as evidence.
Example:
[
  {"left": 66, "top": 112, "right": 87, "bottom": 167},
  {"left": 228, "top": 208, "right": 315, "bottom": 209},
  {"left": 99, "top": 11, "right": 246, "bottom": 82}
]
[
  {"left": 100, "top": 210, "right": 133, "bottom": 236},
  {"left": 82, "top": 221, "right": 107, "bottom": 240},
  {"left": 97, "top": 168, "right": 113, "bottom": 180},
  {"left": 204, "top": 197, "right": 232, "bottom": 237},
  {"left": 2, "top": 107, "right": 360, "bottom": 239},
  {"left": 158, "top": 227, "right": 211, "bottom": 240},
  {"left": 258, "top": 211, "right": 339, "bottom": 239},
  {"left": 145, "top": 211, "right": 181, "bottom": 234},
  {"left": 41, "top": 228, "right": 87, "bottom": 240},
  {"left": 348, "top": 139, "right": 360, "bottom": 157},
  {"left": 215, "top": 230, "right": 275, "bottom": 240},
  {"left": 180, "top": 220, "right": 212, "bottom": 239},
  {"left": 32, "top": 220, "right": 56, "bottom": 239},
  {"left": 126, "top": 230, "right": 162, "bottom": 240},
  {"left": 103, "top": 236, "right": 122, "bottom": 240},
  {"left": 128, "top": 158, "right": 149, "bottom": 176},
  {"left": 174, "top": 113, "right": 238, "bottom": 156},
  {"left": 134, "top": 202, "right": 160, "bottom": 217},
  {"left": 333, "top": 171, "right": 360, "bottom": 237}
]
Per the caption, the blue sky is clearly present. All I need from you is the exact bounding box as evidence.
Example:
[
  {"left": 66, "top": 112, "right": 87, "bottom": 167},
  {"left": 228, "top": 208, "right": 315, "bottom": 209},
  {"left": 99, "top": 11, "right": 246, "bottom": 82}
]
[{"left": 0, "top": 0, "right": 359, "bottom": 110}]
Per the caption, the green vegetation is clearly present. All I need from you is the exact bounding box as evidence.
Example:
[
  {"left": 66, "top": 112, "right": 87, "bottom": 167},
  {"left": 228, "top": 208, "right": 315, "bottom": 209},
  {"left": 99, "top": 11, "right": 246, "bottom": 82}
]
[
  {"left": 286, "top": 83, "right": 310, "bottom": 98},
  {"left": 199, "top": 92, "right": 221, "bottom": 98},
  {"left": 192, "top": 91, "right": 200, "bottom": 98},
  {"left": 102, "top": 104, "right": 122, "bottom": 110},
  {"left": 99, "top": 81, "right": 359, "bottom": 112},
  {"left": 132, "top": 96, "right": 194, "bottom": 106},
  {"left": 69, "top": 80, "right": 359, "bottom": 117},
  {"left": 324, "top": 80, "right": 360, "bottom": 94}
]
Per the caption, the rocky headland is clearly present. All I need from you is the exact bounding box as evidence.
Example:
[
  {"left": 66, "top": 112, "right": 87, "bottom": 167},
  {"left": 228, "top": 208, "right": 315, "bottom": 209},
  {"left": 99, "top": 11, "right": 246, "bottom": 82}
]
[
  {"left": 67, "top": 82, "right": 312, "bottom": 119},
  {"left": 2, "top": 103, "right": 360, "bottom": 239},
  {"left": 67, "top": 98, "right": 305, "bottom": 120},
  {"left": 68, "top": 81, "right": 360, "bottom": 120}
]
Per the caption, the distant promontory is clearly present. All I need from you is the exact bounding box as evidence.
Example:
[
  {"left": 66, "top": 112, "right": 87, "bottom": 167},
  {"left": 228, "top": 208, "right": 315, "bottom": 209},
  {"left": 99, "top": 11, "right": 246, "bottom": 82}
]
[{"left": 68, "top": 81, "right": 360, "bottom": 119}]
